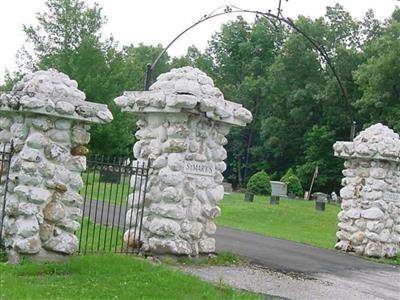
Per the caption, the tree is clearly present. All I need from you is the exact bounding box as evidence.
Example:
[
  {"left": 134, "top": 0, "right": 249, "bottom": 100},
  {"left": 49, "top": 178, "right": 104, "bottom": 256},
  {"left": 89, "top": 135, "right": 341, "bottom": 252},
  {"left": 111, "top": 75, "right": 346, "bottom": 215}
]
[
  {"left": 353, "top": 8, "right": 400, "bottom": 131},
  {"left": 281, "top": 168, "right": 303, "bottom": 197},
  {"left": 197, "top": 17, "right": 285, "bottom": 187},
  {"left": 296, "top": 125, "right": 342, "bottom": 192},
  {"left": 17, "top": 0, "right": 171, "bottom": 157}
]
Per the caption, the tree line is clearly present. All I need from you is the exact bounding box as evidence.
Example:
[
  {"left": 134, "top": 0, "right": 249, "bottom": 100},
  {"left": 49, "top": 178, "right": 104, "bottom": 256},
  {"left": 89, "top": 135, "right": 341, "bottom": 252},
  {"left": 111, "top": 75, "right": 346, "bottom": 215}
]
[{"left": 1, "top": 0, "right": 399, "bottom": 193}]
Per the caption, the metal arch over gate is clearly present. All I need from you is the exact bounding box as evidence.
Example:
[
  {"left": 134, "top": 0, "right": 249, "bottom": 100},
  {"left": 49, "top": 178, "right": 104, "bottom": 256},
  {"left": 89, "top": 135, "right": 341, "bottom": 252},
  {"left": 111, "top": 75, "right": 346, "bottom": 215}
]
[
  {"left": 78, "top": 156, "right": 150, "bottom": 254},
  {"left": 0, "top": 142, "right": 14, "bottom": 254},
  {"left": 143, "top": 0, "right": 354, "bottom": 128}
]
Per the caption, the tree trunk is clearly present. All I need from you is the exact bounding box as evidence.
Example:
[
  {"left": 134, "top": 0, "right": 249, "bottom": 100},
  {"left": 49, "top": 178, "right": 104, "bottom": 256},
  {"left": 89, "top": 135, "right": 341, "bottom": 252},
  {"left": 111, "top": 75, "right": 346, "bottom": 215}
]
[{"left": 243, "top": 129, "right": 253, "bottom": 183}]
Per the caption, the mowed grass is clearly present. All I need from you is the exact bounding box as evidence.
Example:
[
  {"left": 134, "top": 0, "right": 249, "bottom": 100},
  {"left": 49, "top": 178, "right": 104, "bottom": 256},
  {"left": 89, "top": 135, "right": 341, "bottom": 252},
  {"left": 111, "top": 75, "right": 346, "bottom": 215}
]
[
  {"left": 216, "top": 193, "right": 340, "bottom": 249},
  {"left": 77, "top": 218, "right": 125, "bottom": 254},
  {"left": 0, "top": 254, "right": 261, "bottom": 300},
  {"left": 80, "top": 172, "right": 132, "bottom": 205}
]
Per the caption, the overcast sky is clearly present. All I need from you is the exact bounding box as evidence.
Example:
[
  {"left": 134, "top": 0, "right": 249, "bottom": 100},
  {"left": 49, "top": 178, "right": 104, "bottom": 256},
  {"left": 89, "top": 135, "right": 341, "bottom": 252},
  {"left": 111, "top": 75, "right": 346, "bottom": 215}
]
[{"left": 0, "top": 0, "right": 398, "bottom": 82}]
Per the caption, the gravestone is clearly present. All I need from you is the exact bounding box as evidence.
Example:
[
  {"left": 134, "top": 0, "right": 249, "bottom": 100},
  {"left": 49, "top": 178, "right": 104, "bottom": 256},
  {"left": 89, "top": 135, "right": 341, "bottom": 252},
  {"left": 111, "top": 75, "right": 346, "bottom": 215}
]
[
  {"left": 333, "top": 123, "right": 400, "bottom": 257},
  {"left": 270, "top": 181, "right": 287, "bottom": 205},
  {"left": 271, "top": 181, "right": 287, "bottom": 197},
  {"left": 115, "top": 67, "right": 252, "bottom": 255},
  {"left": 313, "top": 192, "right": 328, "bottom": 211},
  {"left": 0, "top": 69, "right": 112, "bottom": 263}
]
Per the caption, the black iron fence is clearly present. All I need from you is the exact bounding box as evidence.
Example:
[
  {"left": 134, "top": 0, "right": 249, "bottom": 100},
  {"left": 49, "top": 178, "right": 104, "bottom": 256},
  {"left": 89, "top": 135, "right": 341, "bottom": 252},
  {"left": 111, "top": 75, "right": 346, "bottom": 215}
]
[
  {"left": 78, "top": 156, "right": 150, "bottom": 254},
  {"left": 0, "top": 142, "right": 13, "bottom": 256}
]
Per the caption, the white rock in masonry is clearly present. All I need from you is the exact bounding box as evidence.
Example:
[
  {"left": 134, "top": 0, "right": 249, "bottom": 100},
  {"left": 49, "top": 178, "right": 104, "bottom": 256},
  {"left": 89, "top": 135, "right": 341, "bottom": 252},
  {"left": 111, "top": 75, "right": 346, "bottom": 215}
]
[
  {"left": 0, "top": 69, "right": 113, "bottom": 263},
  {"left": 114, "top": 67, "right": 252, "bottom": 256},
  {"left": 0, "top": 69, "right": 112, "bottom": 124},
  {"left": 334, "top": 123, "right": 400, "bottom": 258},
  {"left": 114, "top": 66, "right": 253, "bottom": 127}
]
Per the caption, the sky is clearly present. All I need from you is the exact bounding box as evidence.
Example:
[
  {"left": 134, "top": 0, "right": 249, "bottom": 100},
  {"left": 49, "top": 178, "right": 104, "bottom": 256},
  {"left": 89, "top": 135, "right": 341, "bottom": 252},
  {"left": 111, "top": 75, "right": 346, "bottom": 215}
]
[{"left": 0, "top": 0, "right": 398, "bottom": 83}]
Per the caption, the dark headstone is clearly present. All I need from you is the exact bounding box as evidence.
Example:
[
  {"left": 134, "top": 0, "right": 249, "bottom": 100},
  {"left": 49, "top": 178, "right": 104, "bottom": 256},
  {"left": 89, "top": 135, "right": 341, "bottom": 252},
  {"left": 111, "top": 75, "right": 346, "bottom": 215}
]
[
  {"left": 99, "top": 166, "right": 121, "bottom": 183},
  {"left": 244, "top": 192, "right": 254, "bottom": 202},
  {"left": 270, "top": 196, "right": 280, "bottom": 205}
]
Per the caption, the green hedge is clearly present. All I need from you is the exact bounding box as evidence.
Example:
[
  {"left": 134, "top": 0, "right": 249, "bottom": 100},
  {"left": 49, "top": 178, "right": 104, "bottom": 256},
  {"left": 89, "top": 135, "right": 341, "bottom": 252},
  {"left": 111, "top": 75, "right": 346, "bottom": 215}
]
[
  {"left": 281, "top": 168, "right": 303, "bottom": 197},
  {"left": 247, "top": 171, "right": 271, "bottom": 195}
]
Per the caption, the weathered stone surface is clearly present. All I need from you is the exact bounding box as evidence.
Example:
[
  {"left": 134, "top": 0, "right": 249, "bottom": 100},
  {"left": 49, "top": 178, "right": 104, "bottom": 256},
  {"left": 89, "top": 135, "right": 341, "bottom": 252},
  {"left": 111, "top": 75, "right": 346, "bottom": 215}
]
[
  {"left": 55, "top": 101, "right": 75, "bottom": 115},
  {"left": 17, "top": 202, "right": 40, "bottom": 216},
  {"left": 14, "top": 186, "right": 52, "bottom": 204},
  {"left": 43, "top": 232, "right": 79, "bottom": 254},
  {"left": 159, "top": 169, "right": 184, "bottom": 186},
  {"left": 15, "top": 236, "right": 41, "bottom": 254},
  {"left": 350, "top": 231, "right": 365, "bottom": 245},
  {"left": 48, "top": 129, "right": 70, "bottom": 143},
  {"left": 364, "top": 242, "right": 383, "bottom": 257},
  {"left": 1, "top": 69, "right": 113, "bottom": 263},
  {"left": 32, "top": 118, "right": 54, "bottom": 131},
  {"left": 66, "top": 156, "right": 86, "bottom": 172},
  {"left": 15, "top": 216, "right": 39, "bottom": 238},
  {"left": 71, "top": 145, "right": 88, "bottom": 156},
  {"left": 57, "top": 219, "right": 80, "bottom": 233},
  {"left": 55, "top": 119, "right": 72, "bottom": 130},
  {"left": 150, "top": 204, "right": 185, "bottom": 220},
  {"left": 149, "top": 218, "right": 180, "bottom": 237},
  {"left": 148, "top": 237, "right": 192, "bottom": 255},
  {"left": 361, "top": 207, "right": 384, "bottom": 220},
  {"left": 43, "top": 201, "right": 66, "bottom": 222},
  {"left": 44, "top": 143, "right": 69, "bottom": 159},
  {"left": 71, "top": 126, "right": 90, "bottom": 145},
  {"left": 160, "top": 187, "right": 180, "bottom": 203},
  {"left": 39, "top": 223, "right": 54, "bottom": 242},
  {"left": 198, "top": 238, "right": 216, "bottom": 253},
  {"left": 123, "top": 228, "right": 141, "bottom": 248},
  {"left": 334, "top": 123, "right": 400, "bottom": 258},
  {"left": 20, "top": 148, "right": 42, "bottom": 162},
  {"left": 55, "top": 191, "right": 83, "bottom": 208},
  {"left": 114, "top": 67, "right": 252, "bottom": 256}
]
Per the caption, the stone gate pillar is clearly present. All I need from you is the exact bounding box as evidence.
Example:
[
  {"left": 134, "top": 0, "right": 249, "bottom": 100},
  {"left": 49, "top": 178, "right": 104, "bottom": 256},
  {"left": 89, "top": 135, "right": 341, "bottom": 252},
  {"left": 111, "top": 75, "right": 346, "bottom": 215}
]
[
  {"left": 115, "top": 67, "right": 252, "bottom": 256},
  {"left": 333, "top": 123, "right": 400, "bottom": 257},
  {"left": 0, "top": 69, "right": 112, "bottom": 262}
]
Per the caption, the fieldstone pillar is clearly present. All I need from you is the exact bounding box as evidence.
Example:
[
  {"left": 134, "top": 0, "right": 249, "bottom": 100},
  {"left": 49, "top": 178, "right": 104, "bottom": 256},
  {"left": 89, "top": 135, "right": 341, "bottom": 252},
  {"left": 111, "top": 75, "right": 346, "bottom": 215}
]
[
  {"left": 0, "top": 69, "right": 112, "bottom": 262},
  {"left": 115, "top": 67, "right": 252, "bottom": 256},
  {"left": 333, "top": 123, "right": 400, "bottom": 257}
]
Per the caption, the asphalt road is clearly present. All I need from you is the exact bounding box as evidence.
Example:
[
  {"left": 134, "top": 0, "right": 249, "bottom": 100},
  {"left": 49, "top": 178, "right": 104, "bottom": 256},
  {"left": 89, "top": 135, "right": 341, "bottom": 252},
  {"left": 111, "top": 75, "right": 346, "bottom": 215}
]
[
  {"left": 84, "top": 199, "right": 400, "bottom": 299},
  {"left": 215, "top": 226, "right": 397, "bottom": 274},
  {"left": 84, "top": 199, "right": 397, "bottom": 274}
]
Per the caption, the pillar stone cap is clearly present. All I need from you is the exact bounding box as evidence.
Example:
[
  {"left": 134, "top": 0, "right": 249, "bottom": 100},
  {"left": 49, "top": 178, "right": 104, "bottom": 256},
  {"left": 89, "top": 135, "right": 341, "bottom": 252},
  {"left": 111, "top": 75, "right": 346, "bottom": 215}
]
[
  {"left": 0, "top": 69, "right": 113, "bottom": 124},
  {"left": 114, "top": 66, "right": 252, "bottom": 126},
  {"left": 333, "top": 123, "right": 400, "bottom": 162}
]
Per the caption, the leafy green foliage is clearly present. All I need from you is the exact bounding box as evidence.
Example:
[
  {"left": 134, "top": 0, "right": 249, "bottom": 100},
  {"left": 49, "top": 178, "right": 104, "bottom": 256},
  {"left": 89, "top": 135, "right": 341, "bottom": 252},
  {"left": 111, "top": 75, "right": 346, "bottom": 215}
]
[
  {"left": 280, "top": 168, "right": 303, "bottom": 197},
  {"left": 246, "top": 171, "right": 271, "bottom": 195},
  {"left": 3, "top": 1, "right": 399, "bottom": 192},
  {"left": 16, "top": 0, "right": 171, "bottom": 157},
  {"left": 353, "top": 8, "right": 400, "bottom": 131},
  {"left": 296, "top": 125, "right": 342, "bottom": 192}
]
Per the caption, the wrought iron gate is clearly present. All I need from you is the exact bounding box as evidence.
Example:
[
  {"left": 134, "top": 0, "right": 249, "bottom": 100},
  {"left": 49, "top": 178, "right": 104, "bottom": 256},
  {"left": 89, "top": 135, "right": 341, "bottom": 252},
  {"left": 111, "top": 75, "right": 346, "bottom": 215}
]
[
  {"left": 0, "top": 142, "right": 13, "bottom": 257},
  {"left": 78, "top": 156, "right": 150, "bottom": 254}
]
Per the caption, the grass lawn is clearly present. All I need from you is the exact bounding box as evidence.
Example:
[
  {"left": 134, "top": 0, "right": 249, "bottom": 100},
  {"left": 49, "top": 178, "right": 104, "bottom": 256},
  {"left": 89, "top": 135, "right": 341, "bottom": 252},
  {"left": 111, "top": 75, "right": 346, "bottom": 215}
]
[
  {"left": 77, "top": 218, "right": 125, "bottom": 254},
  {"left": 217, "top": 193, "right": 341, "bottom": 249},
  {"left": 216, "top": 193, "right": 399, "bottom": 265},
  {"left": 0, "top": 254, "right": 261, "bottom": 300},
  {"left": 80, "top": 172, "right": 132, "bottom": 205}
]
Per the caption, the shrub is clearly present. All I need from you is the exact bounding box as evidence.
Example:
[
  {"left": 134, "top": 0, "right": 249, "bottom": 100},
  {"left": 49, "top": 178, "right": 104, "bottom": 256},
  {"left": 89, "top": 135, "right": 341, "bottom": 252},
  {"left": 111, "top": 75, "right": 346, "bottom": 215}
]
[
  {"left": 281, "top": 168, "right": 303, "bottom": 197},
  {"left": 247, "top": 171, "right": 271, "bottom": 195}
]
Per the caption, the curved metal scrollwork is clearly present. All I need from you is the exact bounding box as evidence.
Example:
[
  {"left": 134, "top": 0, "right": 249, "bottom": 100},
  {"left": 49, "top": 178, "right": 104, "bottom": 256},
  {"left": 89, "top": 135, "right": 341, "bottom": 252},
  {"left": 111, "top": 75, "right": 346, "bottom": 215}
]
[{"left": 144, "top": 2, "right": 352, "bottom": 120}]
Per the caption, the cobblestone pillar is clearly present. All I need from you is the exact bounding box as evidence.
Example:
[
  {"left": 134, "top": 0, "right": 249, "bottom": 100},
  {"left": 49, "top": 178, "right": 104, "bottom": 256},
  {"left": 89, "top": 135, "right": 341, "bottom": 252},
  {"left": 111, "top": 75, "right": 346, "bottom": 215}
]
[
  {"left": 334, "top": 123, "right": 400, "bottom": 257},
  {"left": 0, "top": 69, "right": 112, "bottom": 262},
  {"left": 115, "top": 67, "right": 252, "bottom": 256}
]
